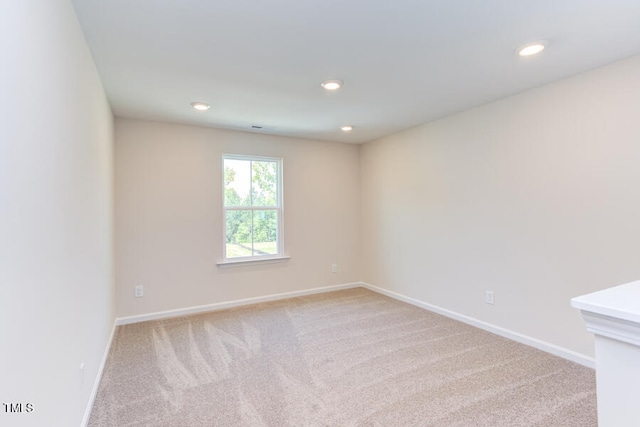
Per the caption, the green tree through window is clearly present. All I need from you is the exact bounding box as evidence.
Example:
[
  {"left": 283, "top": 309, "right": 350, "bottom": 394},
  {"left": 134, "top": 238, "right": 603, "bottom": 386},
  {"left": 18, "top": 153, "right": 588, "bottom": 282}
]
[{"left": 223, "top": 155, "right": 282, "bottom": 259}]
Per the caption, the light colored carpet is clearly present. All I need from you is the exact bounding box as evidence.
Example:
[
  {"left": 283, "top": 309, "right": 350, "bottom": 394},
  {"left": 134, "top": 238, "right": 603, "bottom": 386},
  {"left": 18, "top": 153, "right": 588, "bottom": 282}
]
[{"left": 88, "top": 288, "right": 597, "bottom": 426}]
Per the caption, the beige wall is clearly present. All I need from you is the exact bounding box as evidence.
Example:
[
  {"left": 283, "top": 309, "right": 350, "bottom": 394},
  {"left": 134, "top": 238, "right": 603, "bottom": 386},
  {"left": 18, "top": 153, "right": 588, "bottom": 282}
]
[
  {"left": 114, "top": 119, "right": 360, "bottom": 317},
  {"left": 0, "top": 1, "right": 114, "bottom": 426},
  {"left": 361, "top": 55, "right": 640, "bottom": 359}
]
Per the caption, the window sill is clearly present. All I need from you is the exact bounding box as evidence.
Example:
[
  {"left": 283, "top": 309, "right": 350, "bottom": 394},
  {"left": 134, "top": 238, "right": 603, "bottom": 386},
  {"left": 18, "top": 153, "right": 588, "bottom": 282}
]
[{"left": 216, "top": 256, "right": 290, "bottom": 268}]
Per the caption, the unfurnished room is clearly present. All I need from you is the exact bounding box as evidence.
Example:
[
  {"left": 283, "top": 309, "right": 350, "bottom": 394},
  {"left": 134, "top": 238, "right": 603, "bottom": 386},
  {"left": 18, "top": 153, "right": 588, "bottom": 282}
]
[{"left": 2, "top": 1, "right": 640, "bottom": 426}]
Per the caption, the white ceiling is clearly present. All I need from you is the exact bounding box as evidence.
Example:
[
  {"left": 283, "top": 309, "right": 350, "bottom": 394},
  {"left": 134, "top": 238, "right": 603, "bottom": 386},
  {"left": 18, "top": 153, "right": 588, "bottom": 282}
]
[{"left": 72, "top": 0, "right": 640, "bottom": 144}]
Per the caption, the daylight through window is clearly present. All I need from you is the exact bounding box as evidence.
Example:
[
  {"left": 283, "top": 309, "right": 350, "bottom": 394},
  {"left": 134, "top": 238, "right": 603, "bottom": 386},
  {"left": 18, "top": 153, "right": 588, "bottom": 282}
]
[{"left": 223, "top": 155, "right": 283, "bottom": 260}]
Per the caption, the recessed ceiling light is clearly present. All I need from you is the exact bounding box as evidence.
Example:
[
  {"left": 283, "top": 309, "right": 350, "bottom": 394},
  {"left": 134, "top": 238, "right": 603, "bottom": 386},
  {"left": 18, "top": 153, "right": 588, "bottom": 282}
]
[
  {"left": 321, "top": 79, "right": 343, "bottom": 91},
  {"left": 191, "top": 102, "right": 210, "bottom": 111},
  {"left": 517, "top": 41, "right": 547, "bottom": 57},
  {"left": 341, "top": 125, "right": 353, "bottom": 132}
]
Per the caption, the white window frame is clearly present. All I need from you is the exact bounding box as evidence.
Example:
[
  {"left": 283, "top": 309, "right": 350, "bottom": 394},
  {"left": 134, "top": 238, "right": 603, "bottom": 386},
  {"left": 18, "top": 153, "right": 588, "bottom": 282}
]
[{"left": 219, "top": 154, "right": 286, "bottom": 266}]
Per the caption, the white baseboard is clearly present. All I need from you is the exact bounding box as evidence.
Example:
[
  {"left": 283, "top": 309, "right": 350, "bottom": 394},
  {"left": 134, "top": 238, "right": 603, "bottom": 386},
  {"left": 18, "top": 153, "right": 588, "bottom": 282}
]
[
  {"left": 81, "top": 319, "right": 117, "bottom": 427},
  {"left": 360, "top": 282, "right": 595, "bottom": 369},
  {"left": 115, "top": 282, "right": 362, "bottom": 326}
]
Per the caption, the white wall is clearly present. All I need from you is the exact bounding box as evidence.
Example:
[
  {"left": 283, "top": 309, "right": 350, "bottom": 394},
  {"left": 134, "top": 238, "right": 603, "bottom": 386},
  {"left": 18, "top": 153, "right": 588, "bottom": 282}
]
[
  {"left": 0, "top": 1, "right": 114, "bottom": 426},
  {"left": 114, "top": 119, "right": 360, "bottom": 317},
  {"left": 361, "top": 55, "right": 640, "bottom": 359}
]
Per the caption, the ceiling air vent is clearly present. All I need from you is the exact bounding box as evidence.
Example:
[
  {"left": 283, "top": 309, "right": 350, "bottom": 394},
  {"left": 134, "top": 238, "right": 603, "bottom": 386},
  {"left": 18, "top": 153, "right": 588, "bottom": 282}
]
[{"left": 250, "top": 124, "right": 276, "bottom": 131}]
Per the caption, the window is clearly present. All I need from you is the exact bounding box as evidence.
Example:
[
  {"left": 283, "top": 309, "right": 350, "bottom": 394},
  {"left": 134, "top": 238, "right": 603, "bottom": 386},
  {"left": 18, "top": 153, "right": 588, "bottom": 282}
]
[{"left": 222, "top": 154, "right": 283, "bottom": 262}]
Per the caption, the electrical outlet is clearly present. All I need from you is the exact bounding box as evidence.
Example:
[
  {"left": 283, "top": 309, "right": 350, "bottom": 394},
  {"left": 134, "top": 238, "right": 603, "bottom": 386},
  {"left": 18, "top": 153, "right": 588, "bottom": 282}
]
[
  {"left": 135, "top": 285, "right": 144, "bottom": 298},
  {"left": 331, "top": 263, "right": 338, "bottom": 273},
  {"left": 485, "top": 290, "right": 495, "bottom": 305}
]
